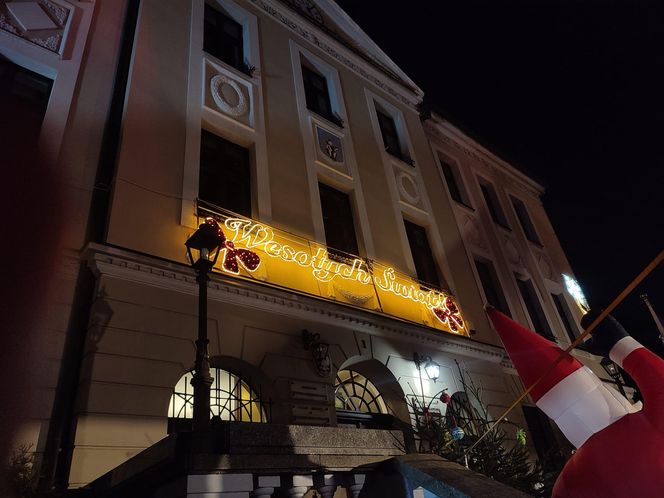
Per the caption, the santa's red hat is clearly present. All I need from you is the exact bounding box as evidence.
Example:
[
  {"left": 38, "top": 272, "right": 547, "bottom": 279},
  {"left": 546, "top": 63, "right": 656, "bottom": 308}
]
[
  {"left": 487, "top": 308, "right": 638, "bottom": 448},
  {"left": 487, "top": 308, "right": 582, "bottom": 401}
]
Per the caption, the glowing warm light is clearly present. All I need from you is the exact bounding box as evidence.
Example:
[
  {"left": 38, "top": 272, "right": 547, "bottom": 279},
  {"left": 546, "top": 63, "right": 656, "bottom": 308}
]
[
  {"left": 563, "top": 274, "right": 589, "bottom": 312},
  {"left": 202, "top": 215, "right": 466, "bottom": 335}
]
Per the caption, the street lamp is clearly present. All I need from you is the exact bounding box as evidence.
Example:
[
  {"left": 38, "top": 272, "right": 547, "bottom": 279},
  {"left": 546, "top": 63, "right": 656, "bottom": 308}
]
[
  {"left": 600, "top": 357, "right": 627, "bottom": 398},
  {"left": 185, "top": 218, "right": 223, "bottom": 431}
]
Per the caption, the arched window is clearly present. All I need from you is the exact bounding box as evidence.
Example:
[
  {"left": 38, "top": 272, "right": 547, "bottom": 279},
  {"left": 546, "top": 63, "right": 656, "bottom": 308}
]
[
  {"left": 334, "top": 369, "right": 388, "bottom": 414},
  {"left": 168, "top": 368, "right": 269, "bottom": 426}
]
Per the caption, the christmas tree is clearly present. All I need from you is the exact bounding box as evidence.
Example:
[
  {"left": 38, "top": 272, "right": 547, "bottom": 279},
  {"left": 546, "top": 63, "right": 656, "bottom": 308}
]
[{"left": 410, "top": 362, "right": 562, "bottom": 497}]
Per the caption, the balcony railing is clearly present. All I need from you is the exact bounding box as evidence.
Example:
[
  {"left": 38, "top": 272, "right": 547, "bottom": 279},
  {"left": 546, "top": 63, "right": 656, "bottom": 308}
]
[{"left": 196, "top": 201, "right": 468, "bottom": 337}]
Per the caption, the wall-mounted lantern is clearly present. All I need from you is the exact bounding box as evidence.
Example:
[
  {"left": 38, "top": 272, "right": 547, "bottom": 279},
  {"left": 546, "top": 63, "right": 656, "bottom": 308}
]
[{"left": 302, "top": 329, "right": 331, "bottom": 377}]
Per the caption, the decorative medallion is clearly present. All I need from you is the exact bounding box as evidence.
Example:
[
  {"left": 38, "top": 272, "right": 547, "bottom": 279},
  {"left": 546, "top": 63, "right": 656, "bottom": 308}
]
[
  {"left": 210, "top": 74, "right": 249, "bottom": 117},
  {"left": 537, "top": 253, "right": 553, "bottom": 280},
  {"left": 461, "top": 215, "right": 485, "bottom": 249},
  {"left": 396, "top": 171, "right": 420, "bottom": 205},
  {"left": 0, "top": 0, "right": 73, "bottom": 55},
  {"left": 316, "top": 125, "right": 344, "bottom": 163},
  {"left": 503, "top": 237, "right": 522, "bottom": 266}
]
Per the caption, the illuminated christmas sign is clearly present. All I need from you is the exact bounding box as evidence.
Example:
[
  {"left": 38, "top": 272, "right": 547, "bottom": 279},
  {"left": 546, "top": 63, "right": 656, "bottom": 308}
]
[{"left": 203, "top": 214, "right": 467, "bottom": 335}]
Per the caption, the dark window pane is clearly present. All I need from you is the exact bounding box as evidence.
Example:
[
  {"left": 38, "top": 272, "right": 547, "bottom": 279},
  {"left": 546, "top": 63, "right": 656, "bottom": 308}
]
[
  {"left": 404, "top": 220, "right": 440, "bottom": 287},
  {"left": 204, "top": 4, "right": 244, "bottom": 70},
  {"left": 0, "top": 56, "right": 53, "bottom": 141},
  {"left": 552, "top": 293, "right": 578, "bottom": 342},
  {"left": 479, "top": 181, "right": 508, "bottom": 227},
  {"left": 511, "top": 196, "right": 541, "bottom": 244},
  {"left": 441, "top": 161, "right": 463, "bottom": 204},
  {"left": 199, "top": 130, "right": 251, "bottom": 217},
  {"left": 474, "top": 259, "right": 510, "bottom": 316},
  {"left": 516, "top": 277, "right": 553, "bottom": 338},
  {"left": 302, "top": 65, "right": 332, "bottom": 120},
  {"left": 376, "top": 110, "right": 403, "bottom": 160},
  {"left": 319, "top": 183, "right": 359, "bottom": 258}
]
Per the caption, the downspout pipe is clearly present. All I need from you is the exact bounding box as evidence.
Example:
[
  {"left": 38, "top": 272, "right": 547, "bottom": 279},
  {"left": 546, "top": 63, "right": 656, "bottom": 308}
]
[{"left": 39, "top": 0, "right": 141, "bottom": 492}]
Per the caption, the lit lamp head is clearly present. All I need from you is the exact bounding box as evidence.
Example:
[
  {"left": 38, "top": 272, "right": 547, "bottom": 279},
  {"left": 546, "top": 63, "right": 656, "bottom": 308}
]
[
  {"left": 424, "top": 359, "right": 441, "bottom": 383},
  {"left": 600, "top": 357, "right": 621, "bottom": 380},
  {"left": 414, "top": 353, "right": 441, "bottom": 383},
  {"left": 185, "top": 218, "right": 224, "bottom": 271}
]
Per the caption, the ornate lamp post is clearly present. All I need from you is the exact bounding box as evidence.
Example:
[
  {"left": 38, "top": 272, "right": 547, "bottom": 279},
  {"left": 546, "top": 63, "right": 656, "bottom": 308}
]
[
  {"left": 185, "top": 218, "right": 223, "bottom": 431},
  {"left": 601, "top": 357, "right": 627, "bottom": 398}
]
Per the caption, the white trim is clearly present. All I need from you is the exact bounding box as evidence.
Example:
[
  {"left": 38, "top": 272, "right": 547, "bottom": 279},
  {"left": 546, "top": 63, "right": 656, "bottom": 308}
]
[
  {"left": 246, "top": 0, "right": 421, "bottom": 109},
  {"left": 536, "top": 366, "right": 638, "bottom": 448},
  {"left": 425, "top": 116, "right": 544, "bottom": 196},
  {"left": 364, "top": 89, "right": 455, "bottom": 291},
  {"left": 180, "top": 0, "right": 271, "bottom": 227},
  {"left": 610, "top": 336, "right": 643, "bottom": 367},
  {"left": 289, "top": 40, "right": 375, "bottom": 258},
  {"left": 0, "top": 1, "right": 96, "bottom": 162}
]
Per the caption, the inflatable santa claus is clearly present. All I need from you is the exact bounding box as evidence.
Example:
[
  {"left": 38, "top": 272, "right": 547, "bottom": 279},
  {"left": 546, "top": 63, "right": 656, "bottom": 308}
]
[{"left": 487, "top": 308, "right": 664, "bottom": 498}]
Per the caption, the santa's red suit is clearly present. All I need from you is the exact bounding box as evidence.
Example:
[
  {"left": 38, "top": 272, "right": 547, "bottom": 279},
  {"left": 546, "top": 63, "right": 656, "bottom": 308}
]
[{"left": 487, "top": 309, "right": 664, "bottom": 498}]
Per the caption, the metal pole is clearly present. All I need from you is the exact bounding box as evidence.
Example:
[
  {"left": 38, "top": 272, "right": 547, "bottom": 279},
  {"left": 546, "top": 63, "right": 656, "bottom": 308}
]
[{"left": 192, "top": 265, "right": 213, "bottom": 431}]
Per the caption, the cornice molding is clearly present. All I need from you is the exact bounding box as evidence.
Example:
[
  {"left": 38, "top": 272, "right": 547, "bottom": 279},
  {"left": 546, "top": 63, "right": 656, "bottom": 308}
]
[
  {"left": 425, "top": 119, "right": 543, "bottom": 198},
  {"left": 247, "top": 0, "right": 421, "bottom": 109},
  {"left": 84, "top": 243, "right": 507, "bottom": 363}
]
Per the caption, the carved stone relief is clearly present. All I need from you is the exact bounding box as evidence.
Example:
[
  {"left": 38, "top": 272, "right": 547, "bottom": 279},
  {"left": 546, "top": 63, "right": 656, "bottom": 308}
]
[
  {"left": 395, "top": 170, "right": 420, "bottom": 206},
  {"left": 0, "top": 0, "right": 73, "bottom": 55},
  {"left": 210, "top": 74, "right": 249, "bottom": 117},
  {"left": 204, "top": 60, "right": 252, "bottom": 126},
  {"left": 503, "top": 236, "right": 522, "bottom": 266},
  {"left": 461, "top": 214, "right": 486, "bottom": 250}
]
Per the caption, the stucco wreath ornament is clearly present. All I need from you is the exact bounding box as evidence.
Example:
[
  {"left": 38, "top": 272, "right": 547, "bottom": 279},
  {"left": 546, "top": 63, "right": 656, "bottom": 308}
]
[{"left": 210, "top": 74, "right": 248, "bottom": 117}]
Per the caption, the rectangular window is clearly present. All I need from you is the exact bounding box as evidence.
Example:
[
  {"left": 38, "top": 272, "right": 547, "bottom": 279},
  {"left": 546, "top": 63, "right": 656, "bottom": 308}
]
[
  {"left": 204, "top": 3, "right": 244, "bottom": 71},
  {"left": 474, "top": 258, "right": 510, "bottom": 316},
  {"left": 404, "top": 220, "right": 440, "bottom": 288},
  {"left": 511, "top": 196, "right": 542, "bottom": 245},
  {"left": 478, "top": 179, "right": 509, "bottom": 227},
  {"left": 319, "top": 183, "right": 359, "bottom": 259},
  {"left": 516, "top": 276, "right": 554, "bottom": 338},
  {"left": 199, "top": 130, "right": 251, "bottom": 217},
  {"left": 376, "top": 109, "right": 412, "bottom": 165},
  {"left": 0, "top": 55, "right": 53, "bottom": 140},
  {"left": 551, "top": 293, "right": 578, "bottom": 342},
  {"left": 302, "top": 64, "right": 334, "bottom": 122},
  {"left": 441, "top": 160, "right": 470, "bottom": 206}
]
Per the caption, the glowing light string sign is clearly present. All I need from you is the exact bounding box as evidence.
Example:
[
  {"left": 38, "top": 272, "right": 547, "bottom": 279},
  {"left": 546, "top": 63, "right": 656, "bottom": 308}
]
[{"left": 201, "top": 216, "right": 466, "bottom": 335}]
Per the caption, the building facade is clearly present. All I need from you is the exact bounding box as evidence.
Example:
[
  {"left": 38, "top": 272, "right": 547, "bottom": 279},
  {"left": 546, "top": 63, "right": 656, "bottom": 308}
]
[{"left": 2, "top": 0, "right": 623, "bottom": 495}]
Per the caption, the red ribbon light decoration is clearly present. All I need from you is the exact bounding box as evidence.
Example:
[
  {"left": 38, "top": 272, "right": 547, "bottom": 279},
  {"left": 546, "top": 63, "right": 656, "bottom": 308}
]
[
  {"left": 432, "top": 297, "right": 464, "bottom": 332},
  {"left": 205, "top": 218, "right": 261, "bottom": 274}
]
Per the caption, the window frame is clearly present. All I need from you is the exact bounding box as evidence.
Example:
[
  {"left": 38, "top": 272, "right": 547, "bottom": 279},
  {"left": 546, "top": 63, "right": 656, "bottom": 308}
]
[
  {"left": 439, "top": 155, "right": 472, "bottom": 208},
  {"left": 477, "top": 176, "right": 510, "bottom": 228},
  {"left": 198, "top": 129, "right": 253, "bottom": 217},
  {"left": 551, "top": 292, "right": 580, "bottom": 343},
  {"left": 473, "top": 257, "right": 511, "bottom": 317},
  {"left": 203, "top": 0, "right": 255, "bottom": 77},
  {"left": 510, "top": 195, "right": 542, "bottom": 245},
  {"left": 374, "top": 102, "right": 414, "bottom": 166},
  {"left": 318, "top": 182, "right": 361, "bottom": 260},
  {"left": 514, "top": 274, "right": 555, "bottom": 339},
  {"left": 403, "top": 218, "right": 441, "bottom": 288}
]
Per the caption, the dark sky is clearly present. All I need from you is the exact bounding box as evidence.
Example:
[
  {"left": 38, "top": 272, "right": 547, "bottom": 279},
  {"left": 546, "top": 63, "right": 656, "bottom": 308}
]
[{"left": 336, "top": 0, "right": 664, "bottom": 353}]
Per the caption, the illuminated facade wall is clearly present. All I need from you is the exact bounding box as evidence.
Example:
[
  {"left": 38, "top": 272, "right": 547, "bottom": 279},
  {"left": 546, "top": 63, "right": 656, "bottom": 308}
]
[{"left": 4, "top": 0, "right": 612, "bottom": 489}]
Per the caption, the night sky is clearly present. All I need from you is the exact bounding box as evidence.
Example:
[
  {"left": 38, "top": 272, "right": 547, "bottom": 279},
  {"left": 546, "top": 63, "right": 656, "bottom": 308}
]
[{"left": 335, "top": 0, "right": 664, "bottom": 353}]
